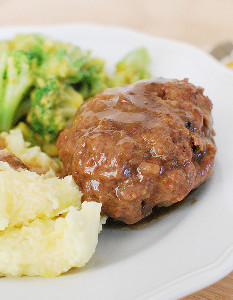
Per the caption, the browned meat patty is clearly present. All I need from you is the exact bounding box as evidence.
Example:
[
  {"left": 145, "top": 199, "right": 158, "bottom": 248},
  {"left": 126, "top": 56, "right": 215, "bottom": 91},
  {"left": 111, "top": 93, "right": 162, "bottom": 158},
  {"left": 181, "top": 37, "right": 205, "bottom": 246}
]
[{"left": 57, "top": 78, "right": 216, "bottom": 224}]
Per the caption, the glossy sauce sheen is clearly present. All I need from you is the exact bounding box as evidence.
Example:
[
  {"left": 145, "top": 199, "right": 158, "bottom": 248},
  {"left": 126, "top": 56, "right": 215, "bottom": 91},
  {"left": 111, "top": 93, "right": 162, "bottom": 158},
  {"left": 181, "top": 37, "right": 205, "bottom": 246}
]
[{"left": 57, "top": 79, "right": 216, "bottom": 224}]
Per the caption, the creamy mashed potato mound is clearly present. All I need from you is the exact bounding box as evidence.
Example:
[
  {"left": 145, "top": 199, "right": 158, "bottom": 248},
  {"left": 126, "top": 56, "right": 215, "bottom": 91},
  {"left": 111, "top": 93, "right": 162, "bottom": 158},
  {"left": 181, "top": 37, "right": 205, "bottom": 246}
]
[
  {"left": 0, "top": 130, "right": 104, "bottom": 277},
  {"left": 0, "top": 203, "right": 102, "bottom": 277},
  {"left": 0, "top": 162, "right": 82, "bottom": 230}
]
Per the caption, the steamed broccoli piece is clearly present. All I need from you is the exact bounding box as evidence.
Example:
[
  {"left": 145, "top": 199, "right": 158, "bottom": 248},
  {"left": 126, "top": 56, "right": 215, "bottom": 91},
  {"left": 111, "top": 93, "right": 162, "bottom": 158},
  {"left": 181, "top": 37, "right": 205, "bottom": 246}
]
[
  {"left": 27, "top": 79, "right": 83, "bottom": 148},
  {"left": 110, "top": 48, "right": 151, "bottom": 87},
  {"left": 8, "top": 34, "right": 60, "bottom": 67},
  {"left": 8, "top": 34, "right": 88, "bottom": 73},
  {"left": 38, "top": 44, "right": 109, "bottom": 98},
  {"left": 73, "top": 57, "right": 109, "bottom": 99},
  {"left": 0, "top": 50, "right": 34, "bottom": 132},
  {"left": 38, "top": 45, "right": 89, "bottom": 82},
  {"left": 9, "top": 34, "right": 44, "bottom": 62}
]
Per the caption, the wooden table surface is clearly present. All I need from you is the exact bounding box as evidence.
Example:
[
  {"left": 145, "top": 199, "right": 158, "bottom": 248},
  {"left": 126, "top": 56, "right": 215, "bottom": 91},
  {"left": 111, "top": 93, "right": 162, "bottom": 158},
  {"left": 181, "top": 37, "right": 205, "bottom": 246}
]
[{"left": 0, "top": 0, "right": 232, "bottom": 298}]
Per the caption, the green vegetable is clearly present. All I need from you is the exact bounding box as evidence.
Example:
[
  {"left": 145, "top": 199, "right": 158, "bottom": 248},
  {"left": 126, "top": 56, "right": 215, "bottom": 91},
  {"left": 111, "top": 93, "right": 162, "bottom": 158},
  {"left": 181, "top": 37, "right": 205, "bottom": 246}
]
[
  {"left": 38, "top": 44, "right": 89, "bottom": 82},
  {"left": 73, "top": 57, "right": 109, "bottom": 99},
  {"left": 11, "top": 34, "right": 109, "bottom": 99},
  {"left": 0, "top": 50, "right": 34, "bottom": 131},
  {"left": 27, "top": 79, "right": 83, "bottom": 154},
  {"left": 38, "top": 44, "right": 109, "bottom": 99},
  {"left": 110, "top": 48, "right": 150, "bottom": 87},
  {"left": 8, "top": 34, "right": 59, "bottom": 67}
]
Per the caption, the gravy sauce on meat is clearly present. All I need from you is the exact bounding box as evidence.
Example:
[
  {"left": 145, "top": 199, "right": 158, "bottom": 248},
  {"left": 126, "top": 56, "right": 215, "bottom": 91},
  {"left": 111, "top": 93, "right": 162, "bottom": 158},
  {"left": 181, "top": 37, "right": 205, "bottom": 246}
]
[{"left": 57, "top": 78, "right": 216, "bottom": 224}]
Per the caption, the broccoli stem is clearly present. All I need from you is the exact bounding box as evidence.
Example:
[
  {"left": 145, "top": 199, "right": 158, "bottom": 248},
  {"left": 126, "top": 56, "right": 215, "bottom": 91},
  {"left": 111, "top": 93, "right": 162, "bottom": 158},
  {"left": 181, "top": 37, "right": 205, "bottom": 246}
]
[
  {"left": 0, "top": 55, "right": 33, "bottom": 131},
  {"left": 13, "top": 99, "right": 31, "bottom": 125},
  {"left": 0, "top": 86, "right": 27, "bottom": 132},
  {"left": 0, "top": 53, "right": 7, "bottom": 114}
]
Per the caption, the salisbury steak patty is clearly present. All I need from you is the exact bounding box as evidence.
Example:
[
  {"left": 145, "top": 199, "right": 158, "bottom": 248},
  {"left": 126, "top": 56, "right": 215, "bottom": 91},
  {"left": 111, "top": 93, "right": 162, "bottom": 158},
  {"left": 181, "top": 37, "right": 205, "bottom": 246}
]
[{"left": 57, "top": 79, "right": 216, "bottom": 224}]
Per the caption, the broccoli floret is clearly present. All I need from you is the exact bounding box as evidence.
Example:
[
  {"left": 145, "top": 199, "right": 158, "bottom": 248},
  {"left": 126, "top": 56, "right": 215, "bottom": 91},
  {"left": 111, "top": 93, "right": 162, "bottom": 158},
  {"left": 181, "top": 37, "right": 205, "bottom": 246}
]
[
  {"left": 109, "top": 48, "right": 151, "bottom": 87},
  {"left": 73, "top": 57, "right": 109, "bottom": 99},
  {"left": 38, "top": 44, "right": 89, "bottom": 82},
  {"left": 38, "top": 44, "right": 109, "bottom": 98},
  {"left": 9, "top": 34, "right": 44, "bottom": 51},
  {"left": 0, "top": 50, "right": 35, "bottom": 132},
  {"left": 27, "top": 79, "right": 83, "bottom": 151},
  {"left": 8, "top": 34, "right": 55, "bottom": 67}
]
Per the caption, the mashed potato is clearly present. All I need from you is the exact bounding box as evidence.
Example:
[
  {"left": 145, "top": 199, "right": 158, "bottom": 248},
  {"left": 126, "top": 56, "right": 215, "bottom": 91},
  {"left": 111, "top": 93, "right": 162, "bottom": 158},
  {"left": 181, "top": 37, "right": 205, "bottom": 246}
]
[
  {"left": 0, "top": 130, "right": 104, "bottom": 277},
  {"left": 0, "top": 161, "right": 82, "bottom": 230},
  {"left": 0, "top": 202, "right": 102, "bottom": 277}
]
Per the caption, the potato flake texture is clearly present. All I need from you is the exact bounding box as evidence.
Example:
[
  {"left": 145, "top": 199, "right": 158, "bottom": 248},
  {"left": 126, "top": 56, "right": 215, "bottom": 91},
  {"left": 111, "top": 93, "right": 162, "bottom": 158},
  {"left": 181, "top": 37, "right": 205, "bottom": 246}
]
[
  {"left": 0, "top": 202, "right": 102, "bottom": 277},
  {"left": 0, "top": 161, "right": 82, "bottom": 230}
]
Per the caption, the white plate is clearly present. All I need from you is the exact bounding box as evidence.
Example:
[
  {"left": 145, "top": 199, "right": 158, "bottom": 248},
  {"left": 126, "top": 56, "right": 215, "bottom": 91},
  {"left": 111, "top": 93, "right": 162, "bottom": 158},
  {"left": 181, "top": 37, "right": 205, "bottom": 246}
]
[{"left": 0, "top": 24, "right": 233, "bottom": 300}]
